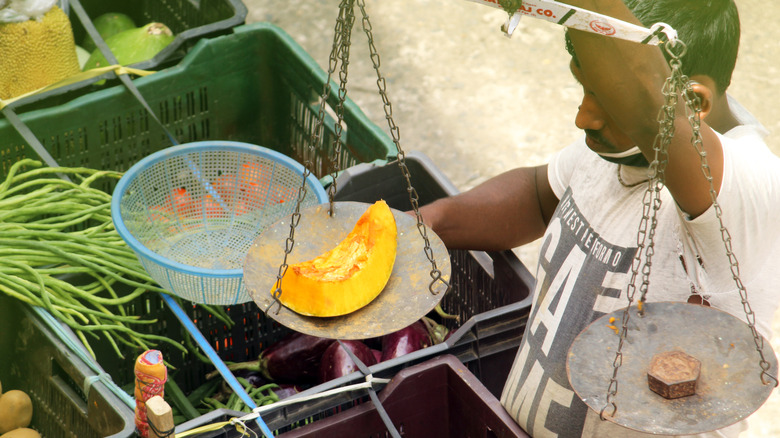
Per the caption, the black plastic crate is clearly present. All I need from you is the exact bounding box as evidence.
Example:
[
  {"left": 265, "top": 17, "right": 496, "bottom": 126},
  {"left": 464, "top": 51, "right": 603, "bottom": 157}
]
[
  {"left": 5, "top": 0, "right": 248, "bottom": 111},
  {"left": 0, "top": 295, "right": 136, "bottom": 438},
  {"left": 68, "top": 0, "right": 248, "bottom": 72},
  {"left": 0, "top": 150, "right": 534, "bottom": 435},
  {"left": 172, "top": 151, "right": 534, "bottom": 435},
  {"left": 330, "top": 151, "right": 534, "bottom": 396}
]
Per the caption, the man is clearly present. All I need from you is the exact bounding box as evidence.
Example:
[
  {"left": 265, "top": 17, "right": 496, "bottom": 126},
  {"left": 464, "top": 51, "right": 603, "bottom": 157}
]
[{"left": 419, "top": 0, "right": 780, "bottom": 436}]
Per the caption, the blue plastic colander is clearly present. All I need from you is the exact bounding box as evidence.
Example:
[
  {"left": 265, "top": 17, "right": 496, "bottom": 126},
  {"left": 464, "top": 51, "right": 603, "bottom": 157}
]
[{"left": 111, "top": 141, "right": 327, "bottom": 305}]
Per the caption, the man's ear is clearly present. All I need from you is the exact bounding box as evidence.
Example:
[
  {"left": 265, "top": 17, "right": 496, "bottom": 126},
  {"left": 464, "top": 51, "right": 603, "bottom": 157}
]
[{"left": 689, "top": 76, "right": 715, "bottom": 119}]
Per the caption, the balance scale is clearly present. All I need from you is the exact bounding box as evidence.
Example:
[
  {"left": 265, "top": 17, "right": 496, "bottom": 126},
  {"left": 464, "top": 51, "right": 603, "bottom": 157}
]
[{"left": 241, "top": 1, "right": 779, "bottom": 435}]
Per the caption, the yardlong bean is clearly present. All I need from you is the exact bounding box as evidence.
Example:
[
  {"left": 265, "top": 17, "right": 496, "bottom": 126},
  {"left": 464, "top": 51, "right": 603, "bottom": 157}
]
[{"left": 0, "top": 159, "right": 232, "bottom": 358}]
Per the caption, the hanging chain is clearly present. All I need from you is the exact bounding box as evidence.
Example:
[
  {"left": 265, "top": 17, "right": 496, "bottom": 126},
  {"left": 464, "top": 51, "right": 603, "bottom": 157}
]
[
  {"left": 602, "top": 37, "right": 777, "bottom": 418},
  {"left": 356, "top": 0, "right": 450, "bottom": 295},
  {"left": 267, "top": 0, "right": 355, "bottom": 315},
  {"left": 326, "top": 0, "right": 356, "bottom": 214},
  {"left": 600, "top": 41, "right": 677, "bottom": 419},
  {"left": 678, "top": 63, "right": 778, "bottom": 388}
]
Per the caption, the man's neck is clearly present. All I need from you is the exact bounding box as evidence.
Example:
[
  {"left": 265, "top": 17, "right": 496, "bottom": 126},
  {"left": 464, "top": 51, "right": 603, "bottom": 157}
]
[{"left": 707, "top": 93, "right": 741, "bottom": 134}]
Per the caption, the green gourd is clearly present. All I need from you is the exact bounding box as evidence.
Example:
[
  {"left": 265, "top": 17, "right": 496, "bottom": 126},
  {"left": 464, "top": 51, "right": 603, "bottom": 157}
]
[
  {"left": 83, "top": 22, "right": 174, "bottom": 71},
  {"left": 81, "top": 12, "right": 136, "bottom": 53}
]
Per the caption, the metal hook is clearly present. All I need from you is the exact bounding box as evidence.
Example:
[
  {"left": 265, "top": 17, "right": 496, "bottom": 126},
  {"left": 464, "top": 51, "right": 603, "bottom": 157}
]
[
  {"left": 599, "top": 402, "right": 617, "bottom": 421},
  {"left": 501, "top": 12, "right": 522, "bottom": 37},
  {"left": 761, "top": 371, "right": 779, "bottom": 387},
  {"left": 428, "top": 270, "right": 450, "bottom": 296},
  {"left": 649, "top": 22, "right": 678, "bottom": 43},
  {"left": 266, "top": 284, "right": 284, "bottom": 316}
]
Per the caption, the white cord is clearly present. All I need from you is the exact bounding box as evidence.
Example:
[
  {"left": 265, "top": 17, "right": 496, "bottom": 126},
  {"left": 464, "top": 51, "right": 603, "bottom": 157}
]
[
  {"left": 230, "top": 374, "right": 391, "bottom": 424},
  {"left": 649, "top": 22, "right": 678, "bottom": 43}
]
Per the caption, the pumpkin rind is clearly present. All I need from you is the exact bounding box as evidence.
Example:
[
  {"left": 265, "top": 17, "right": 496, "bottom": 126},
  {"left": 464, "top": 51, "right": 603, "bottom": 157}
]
[{"left": 276, "top": 200, "right": 397, "bottom": 317}]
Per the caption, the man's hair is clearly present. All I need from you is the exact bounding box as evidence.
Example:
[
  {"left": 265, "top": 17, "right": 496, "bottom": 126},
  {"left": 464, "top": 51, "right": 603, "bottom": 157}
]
[{"left": 565, "top": 0, "right": 740, "bottom": 94}]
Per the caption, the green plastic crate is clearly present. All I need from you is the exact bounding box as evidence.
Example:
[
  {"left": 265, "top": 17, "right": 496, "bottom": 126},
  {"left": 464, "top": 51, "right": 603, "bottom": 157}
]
[
  {"left": 0, "top": 22, "right": 397, "bottom": 436},
  {"left": 0, "top": 21, "right": 396, "bottom": 189},
  {"left": 0, "top": 295, "right": 136, "bottom": 438}
]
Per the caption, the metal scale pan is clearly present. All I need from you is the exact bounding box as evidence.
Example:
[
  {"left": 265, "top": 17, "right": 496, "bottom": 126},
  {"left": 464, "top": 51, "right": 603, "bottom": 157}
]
[
  {"left": 567, "top": 301, "right": 778, "bottom": 435},
  {"left": 243, "top": 201, "right": 450, "bottom": 340}
]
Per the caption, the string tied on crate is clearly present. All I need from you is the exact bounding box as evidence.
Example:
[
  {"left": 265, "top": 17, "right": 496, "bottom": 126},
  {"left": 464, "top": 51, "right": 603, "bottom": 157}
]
[
  {"left": 229, "top": 417, "right": 260, "bottom": 438},
  {"left": 29, "top": 306, "right": 136, "bottom": 408},
  {"left": 82, "top": 372, "right": 116, "bottom": 400},
  {"left": 176, "top": 369, "right": 394, "bottom": 437},
  {"left": 147, "top": 417, "right": 176, "bottom": 438},
  {"left": 0, "top": 65, "right": 155, "bottom": 111},
  {"left": 335, "top": 339, "right": 403, "bottom": 438}
]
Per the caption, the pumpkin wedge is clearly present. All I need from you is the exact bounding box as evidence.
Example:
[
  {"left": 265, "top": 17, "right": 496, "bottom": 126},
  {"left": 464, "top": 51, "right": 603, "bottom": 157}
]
[{"left": 275, "top": 200, "right": 397, "bottom": 317}]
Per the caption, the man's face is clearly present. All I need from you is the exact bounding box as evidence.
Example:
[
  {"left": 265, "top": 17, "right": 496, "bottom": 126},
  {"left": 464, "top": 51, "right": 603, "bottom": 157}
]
[{"left": 570, "top": 60, "right": 636, "bottom": 154}]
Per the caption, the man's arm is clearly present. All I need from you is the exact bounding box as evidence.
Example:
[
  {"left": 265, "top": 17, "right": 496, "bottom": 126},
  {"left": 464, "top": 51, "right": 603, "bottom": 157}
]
[
  {"left": 565, "top": 0, "right": 724, "bottom": 218},
  {"left": 419, "top": 164, "right": 558, "bottom": 251}
]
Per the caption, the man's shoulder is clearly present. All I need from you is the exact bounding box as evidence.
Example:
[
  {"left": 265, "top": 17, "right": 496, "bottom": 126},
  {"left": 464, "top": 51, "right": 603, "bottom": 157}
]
[
  {"left": 727, "top": 94, "right": 770, "bottom": 140},
  {"left": 720, "top": 126, "right": 779, "bottom": 170}
]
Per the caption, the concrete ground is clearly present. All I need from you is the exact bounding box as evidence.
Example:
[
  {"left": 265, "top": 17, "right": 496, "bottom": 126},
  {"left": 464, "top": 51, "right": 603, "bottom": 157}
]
[{"left": 240, "top": 1, "right": 780, "bottom": 436}]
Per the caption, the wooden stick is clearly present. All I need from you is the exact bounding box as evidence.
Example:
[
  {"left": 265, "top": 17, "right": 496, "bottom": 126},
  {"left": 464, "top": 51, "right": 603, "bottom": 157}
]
[{"left": 146, "top": 395, "right": 175, "bottom": 438}]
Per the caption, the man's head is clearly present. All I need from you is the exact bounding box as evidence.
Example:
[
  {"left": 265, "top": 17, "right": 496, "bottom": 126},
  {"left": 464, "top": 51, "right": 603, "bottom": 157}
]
[
  {"left": 566, "top": 0, "right": 741, "bottom": 162},
  {"left": 624, "top": 0, "right": 740, "bottom": 95}
]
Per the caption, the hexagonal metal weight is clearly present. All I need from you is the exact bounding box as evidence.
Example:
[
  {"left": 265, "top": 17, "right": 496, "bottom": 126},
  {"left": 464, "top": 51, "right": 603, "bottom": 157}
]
[{"left": 647, "top": 350, "right": 701, "bottom": 399}]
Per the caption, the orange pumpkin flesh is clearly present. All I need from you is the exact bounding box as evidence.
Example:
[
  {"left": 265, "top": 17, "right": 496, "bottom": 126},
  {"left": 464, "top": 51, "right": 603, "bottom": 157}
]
[{"left": 276, "top": 200, "right": 397, "bottom": 317}]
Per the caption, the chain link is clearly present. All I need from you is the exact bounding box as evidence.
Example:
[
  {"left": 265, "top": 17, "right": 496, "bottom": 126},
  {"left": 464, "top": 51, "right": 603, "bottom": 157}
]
[
  {"left": 600, "top": 42, "right": 677, "bottom": 419},
  {"left": 602, "top": 38, "right": 777, "bottom": 419},
  {"left": 267, "top": 0, "right": 355, "bottom": 315},
  {"left": 356, "top": 0, "right": 450, "bottom": 295},
  {"left": 270, "top": 0, "right": 450, "bottom": 312},
  {"left": 676, "top": 56, "right": 778, "bottom": 388},
  {"left": 326, "top": 0, "right": 356, "bottom": 214}
]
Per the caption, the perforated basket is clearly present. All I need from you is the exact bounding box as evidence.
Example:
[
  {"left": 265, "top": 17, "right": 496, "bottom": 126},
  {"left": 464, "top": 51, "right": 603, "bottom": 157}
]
[{"left": 111, "top": 141, "right": 327, "bottom": 305}]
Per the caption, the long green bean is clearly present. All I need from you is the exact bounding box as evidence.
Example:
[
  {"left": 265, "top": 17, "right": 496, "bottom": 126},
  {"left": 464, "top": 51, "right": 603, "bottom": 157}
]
[{"left": 0, "top": 160, "right": 231, "bottom": 360}]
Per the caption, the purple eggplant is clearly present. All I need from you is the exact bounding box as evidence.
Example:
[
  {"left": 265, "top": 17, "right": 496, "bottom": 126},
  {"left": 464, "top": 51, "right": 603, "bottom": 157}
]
[
  {"left": 272, "top": 383, "right": 302, "bottom": 400},
  {"left": 370, "top": 348, "right": 383, "bottom": 364},
  {"left": 232, "top": 369, "right": 268, "bottom": 388},
  {"left": 380, "top": 320, "right": 432, "bottom": 362},
  {"left": 208, "top": 332, "right": 334, "bottom": 384},
  {"left": 362, "top": 336, "right": 383, "bottom": 351},
  {"left": 259, "top": 332, "right": 334, "bottom": 383},
  {"left": 318, "top": 340, "right": 378, "bottom": 383}
]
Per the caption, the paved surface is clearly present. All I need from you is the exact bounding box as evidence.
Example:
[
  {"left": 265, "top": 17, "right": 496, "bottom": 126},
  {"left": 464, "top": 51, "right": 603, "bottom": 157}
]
[{"left": 241, "top": 1, "right": 780, "bottom": 436}]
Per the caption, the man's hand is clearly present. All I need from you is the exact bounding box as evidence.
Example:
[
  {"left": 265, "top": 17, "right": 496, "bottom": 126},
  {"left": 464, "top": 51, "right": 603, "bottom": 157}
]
[{"left": 418, "top": 165, "right": 556, "bottom": 251}]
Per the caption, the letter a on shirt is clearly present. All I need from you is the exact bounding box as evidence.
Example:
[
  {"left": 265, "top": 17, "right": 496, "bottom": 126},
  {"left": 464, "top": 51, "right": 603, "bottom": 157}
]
[{"left": 501, "top": 188, "right": 636, "bottom": 437}]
